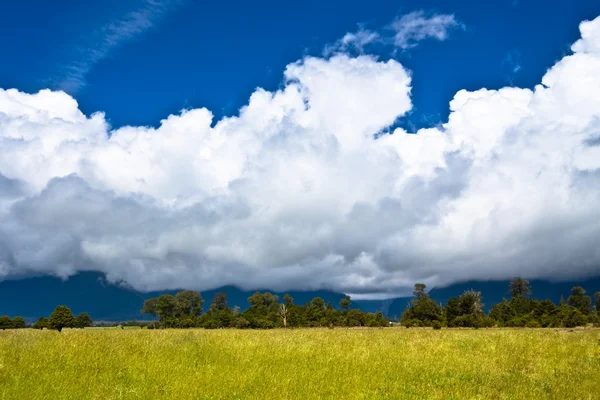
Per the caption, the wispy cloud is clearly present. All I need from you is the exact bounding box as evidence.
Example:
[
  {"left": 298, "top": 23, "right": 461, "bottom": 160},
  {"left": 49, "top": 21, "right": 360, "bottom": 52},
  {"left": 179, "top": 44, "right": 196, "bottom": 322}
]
[
  {"left": 325, "top": 10, "right": 464, "bottom": 56},
  {"left": 57, "top": 0, "right": 187, "bottom": 93},
  {"left": 324, "top": 28, "right": 380, "bottom": 56},
  {"left": 389, "top": 11, "right": 464, "bottom": 50},
  {"left": 502, "top": 50, "right": 523, "bottom": 84}
]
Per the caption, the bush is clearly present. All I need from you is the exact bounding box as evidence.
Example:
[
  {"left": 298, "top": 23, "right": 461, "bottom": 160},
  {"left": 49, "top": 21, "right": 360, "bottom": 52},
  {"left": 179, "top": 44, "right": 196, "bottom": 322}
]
[
  {"left": 563, "top": 310, "right": 587, "bottom": 328},
  {"left": 367, "top": 320, "right": 379, "bottom": 328},
  {"left": 234, "top": 317, "right": 250, "bottom": 329},
  {"left": 178, "top": 318, "right": 196, "bottom": 328},
  {"left": 432, "top": 321, "right": 442, "bottom": 330},
  {"left": 525, "top": 319, "right": 541, "bottom": 328},
  {"left": 506, "top": 316, "right": 528, "bottom": 328},
  {"left": 403, "top": 319, "right": 423, "bottom": 328},
  {"left": 452, "top": 315, "right": 477, "bottom": 328},
  {"left": 476, "top": 316, "right": 494, "bottom": 329}
]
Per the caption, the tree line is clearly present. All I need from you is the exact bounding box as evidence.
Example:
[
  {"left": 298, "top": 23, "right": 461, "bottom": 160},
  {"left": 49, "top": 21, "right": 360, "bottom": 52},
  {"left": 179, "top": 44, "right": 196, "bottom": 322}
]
[
  {"left": 401, "top": 278, "right": 600, "bottom": 329},
  {"left": 140, "top": 291, "right": 390, "bottom": 329},
  {"left": 1, "top": 306, "right": 93, "bottom": 332},
  {"left": 2, "top": 278, "right": 598, "bottom": 331}
]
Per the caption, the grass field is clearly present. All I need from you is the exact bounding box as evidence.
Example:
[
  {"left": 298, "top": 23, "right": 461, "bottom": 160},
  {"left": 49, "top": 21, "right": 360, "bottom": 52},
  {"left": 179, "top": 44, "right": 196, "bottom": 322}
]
[{"left": 1, "top": 328, "right": 599, "bottom": 399}]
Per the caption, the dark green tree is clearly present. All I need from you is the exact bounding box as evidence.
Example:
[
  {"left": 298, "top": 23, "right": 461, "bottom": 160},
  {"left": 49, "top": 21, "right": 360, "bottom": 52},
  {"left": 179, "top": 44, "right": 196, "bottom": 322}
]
[
  {"left": 401, "top": 283, "right": 444, "bottom": 327},
  {"left": 346, "top": 309, "right": 365, "bottom": 326},
  {"left": 339, "top": 295, "right": 351, "bottom": 311},
  {"left": 567, "top": 286, "right": 592, "bottom": 314},
  {"left": 509, "top": 277, "right": 532, "bottom": 299},
  {"left": 200, "top": 292, "right": 233, "bottom": 329},
  {"left": 33, "top": 316, "right": 49, "bottom": 330},
  {"left": 49, "top": 305, "right": 75, "bottom": 332},
  {"left": 75, "top": 312, "right": 93, "bottom": 328},
  {"left": 307, "top": 297, "right": 326, "bottom": 326},
  {"left": 459, "top": 290, "right": 484, "bottom": 316},
  {"left": 175, "top": 290, "right": 204, "bottom": 318},
  {"left": 489, "top": 299, "right": 516, "bottom": 327},
  {"left": 283, "top": 295, "right": 302, "bottom": 328},
  {"left": 595, "top": 292, "right": 600, "bottom": 313},
  {"left": 12, "top": 316, "right": 26, "bottom": 329},
  {"left": 445, "top": 290, "right": 486, "bottom": 328},
  {"left": 0, "top": 315, "right": 12, "bottom": 330},
  {"left": 210, "top": 292, "right": 229, "bottom": 312},
  {"left": 141, "top": 298, "right": 158, "bottom": 328},
  {"left": 283, "top": 294, "right": 294, "bottom": 307},
  {"left": 156, "top": 294, "right": 177, "bottom": 328},
  {"left": 444, "top": 297, "right": 462, "bottom": 325}
]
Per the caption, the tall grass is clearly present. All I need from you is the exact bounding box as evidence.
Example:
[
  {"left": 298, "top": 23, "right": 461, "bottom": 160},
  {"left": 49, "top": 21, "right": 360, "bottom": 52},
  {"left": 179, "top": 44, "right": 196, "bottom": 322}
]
[{"left": 1, "top": 328, "right": 599, "bottom": 399}]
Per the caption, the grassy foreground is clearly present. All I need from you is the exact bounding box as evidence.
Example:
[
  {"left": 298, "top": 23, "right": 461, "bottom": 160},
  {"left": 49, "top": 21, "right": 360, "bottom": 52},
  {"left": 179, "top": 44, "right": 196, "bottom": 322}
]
[{"left": 1, "top": 329, "right": 599, "bottom": 399}]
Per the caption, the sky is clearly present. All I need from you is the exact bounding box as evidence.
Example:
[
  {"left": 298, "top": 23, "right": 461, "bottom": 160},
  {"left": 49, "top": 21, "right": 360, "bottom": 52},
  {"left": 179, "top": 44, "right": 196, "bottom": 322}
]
[{"left": 0, "top": 0, "right": 600, "bottom": 298}]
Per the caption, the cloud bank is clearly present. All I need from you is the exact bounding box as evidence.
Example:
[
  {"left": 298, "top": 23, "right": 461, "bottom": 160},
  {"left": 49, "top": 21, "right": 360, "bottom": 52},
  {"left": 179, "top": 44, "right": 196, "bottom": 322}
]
[{"left": 1, "top": 17, "right": 600, "bottom": 298}]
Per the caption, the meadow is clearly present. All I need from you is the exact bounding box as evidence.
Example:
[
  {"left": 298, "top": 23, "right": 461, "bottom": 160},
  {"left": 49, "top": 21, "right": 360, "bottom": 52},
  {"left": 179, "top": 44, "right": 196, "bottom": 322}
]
[{"left": 1, "top": 328, "right": 599, "bottom": 400}]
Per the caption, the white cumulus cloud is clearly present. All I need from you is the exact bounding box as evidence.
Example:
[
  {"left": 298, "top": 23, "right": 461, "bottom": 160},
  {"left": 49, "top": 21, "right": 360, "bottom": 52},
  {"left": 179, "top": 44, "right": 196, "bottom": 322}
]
[{"left": 1, "top": 16, "right": 600, "bottom": 298}]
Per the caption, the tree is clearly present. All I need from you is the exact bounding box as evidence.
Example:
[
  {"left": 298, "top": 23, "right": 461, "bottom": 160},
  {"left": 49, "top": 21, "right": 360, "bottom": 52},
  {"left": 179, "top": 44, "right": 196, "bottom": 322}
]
[
  {"left": 12, "top": 316, "right": 26, "bottom": 329},
  {"left": 210, "top": 292, "right": 229, "bottom": 312},
  {"left": 141, "top": 298, "right": 158, "bottom": 329},
  {"left": 156, "top": 294, "right": 177, "bottom": 328},
  {"left": 49, "top": 305, "right": 75, "bottom": 332},
  {"left": 445, "top": 297, "right": 462, "bottom": 325},
  {"left": 373, "top": 311, "right": 389, "bottom": 327},
  {"left": 75, "top": 312, "right": 93, "bottom": 328},
  {"left": 595, "top": 292, "right": 600, "bottom": 313},
  {"left": 567, "top": 286, "right": 592, "bottom": 314},
  {"left": 489, "top": 299, "right": 516, "bottom": 327},
  {"left": 459, "top": 290, "right": 484, "bottom": 316},
  {"left": 33, "top": 316, "right": 49, "bottom": 330},
  {"left": 175, "top": 290, "right": 204, "bottom": 318},
  {"left": 347, "top": 309, "right": 365, "bottom": 326},
  {"left": 283, "top": 294, "right": 293, "bottom": 306},
  {"left": 445, "top": 291, "right": 485, "bottom": 328},
  {"left": 413, "top": 283, "right": 428, "bottom": 300},
  {"left": 279, "top": 303, "right": 288, "bottom": 329},
  {"left": 0, "top": 315, "right": 13, "bottom": 330},
  {"left": 339, "top": 295, "right": 351, "bottom": 311},
  {"left": 307, "top": 297, "right": 326, "bottom": 326},
  {"left": 401, "top": 284, "right": 444, "bottom": 327},
  {"left": 509, "top": 277, "right": 532, "bottom": 299}
]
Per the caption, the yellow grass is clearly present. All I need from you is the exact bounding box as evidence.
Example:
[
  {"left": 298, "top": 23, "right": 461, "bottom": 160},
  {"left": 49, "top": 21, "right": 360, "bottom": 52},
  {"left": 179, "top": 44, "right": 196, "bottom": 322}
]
[{"left": 1, "top": 328, "right": 599, "bottom": 399}]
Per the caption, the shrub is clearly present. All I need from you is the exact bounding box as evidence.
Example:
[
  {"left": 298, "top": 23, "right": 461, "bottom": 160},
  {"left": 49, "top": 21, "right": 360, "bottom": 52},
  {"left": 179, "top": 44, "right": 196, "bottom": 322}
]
[
  {"left": 403, "top": 319, "right": 423, "bottom": 328},
  {"left": 525, "top": 319, "right": 541, "bottom": 328},
  {"left": 563, "top": 310, "right": 587, "bottom": 328},
  {"left": 432, "top": 321, "right": 442, "bottom": 330}
]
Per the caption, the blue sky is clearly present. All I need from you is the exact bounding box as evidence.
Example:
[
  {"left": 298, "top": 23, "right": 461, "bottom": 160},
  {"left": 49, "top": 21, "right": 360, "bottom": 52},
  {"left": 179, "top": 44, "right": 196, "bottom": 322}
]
[
  {"left": 2, "top": 0, "right": 598, "bottom": 130},
  {"left": 1, "top": 1, "right": 600, "bottom": 297}
]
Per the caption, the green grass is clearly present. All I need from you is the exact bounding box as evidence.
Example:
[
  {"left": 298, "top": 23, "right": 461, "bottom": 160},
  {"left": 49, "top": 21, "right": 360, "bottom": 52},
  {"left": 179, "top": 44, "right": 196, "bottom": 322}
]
[
  {"left": 1, "top": 328, "right": 599, "bottom": 399},
  {"left": 84, "top": 326, "right": 142, "bottom": 330}
]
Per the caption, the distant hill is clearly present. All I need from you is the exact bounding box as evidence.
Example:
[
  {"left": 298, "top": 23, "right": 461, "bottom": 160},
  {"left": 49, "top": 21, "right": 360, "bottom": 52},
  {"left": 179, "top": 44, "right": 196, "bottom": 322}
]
[{"left": 0, "top": 272, "right": 598, "bottom": 321}]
